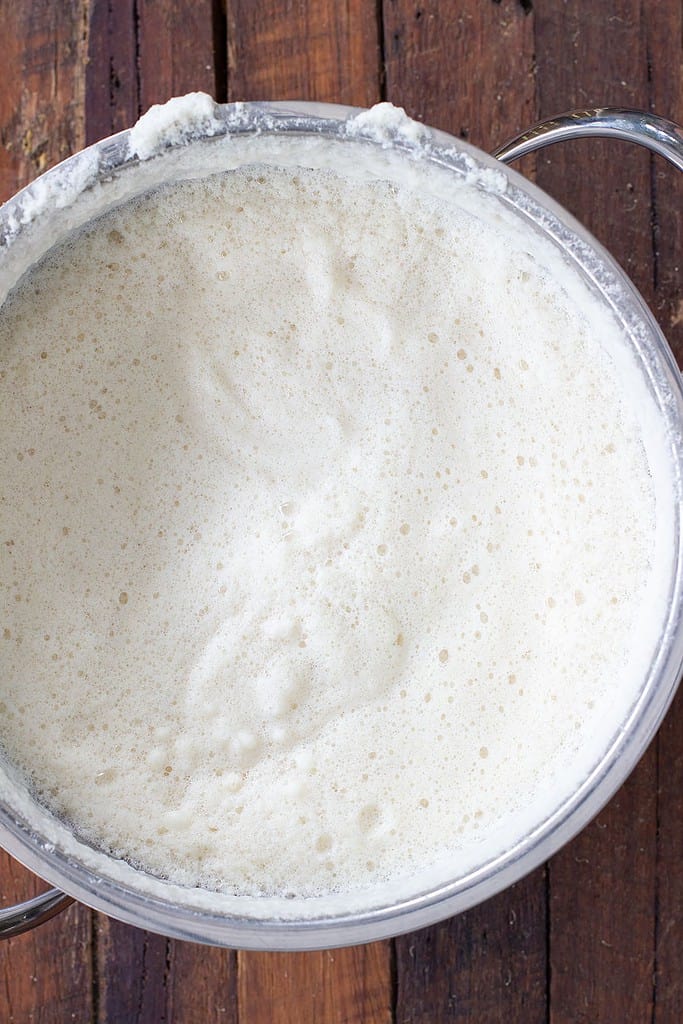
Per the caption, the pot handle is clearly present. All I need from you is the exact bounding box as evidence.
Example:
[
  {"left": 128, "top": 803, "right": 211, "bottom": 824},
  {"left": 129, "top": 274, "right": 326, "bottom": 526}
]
[
  {"left": 493, "top": 107, "right": 683, "bottom": 171},
  {"left": 0, "top": 886, "right": 74, "bottom": 939}
]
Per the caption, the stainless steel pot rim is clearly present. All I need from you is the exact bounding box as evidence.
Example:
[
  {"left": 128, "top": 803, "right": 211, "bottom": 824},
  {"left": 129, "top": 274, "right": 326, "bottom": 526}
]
[{"left": 1, "top": 100, "right": 682, "bottom": 948}]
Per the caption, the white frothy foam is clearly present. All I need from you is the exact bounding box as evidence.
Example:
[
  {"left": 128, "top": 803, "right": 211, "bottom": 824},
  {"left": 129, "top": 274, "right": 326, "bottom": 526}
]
[
  {"left": 0, "top": 152, "right": 672, "bottom": 903},
  {"left": 129, "top": 92, "right": 223, "bottom": 160}
]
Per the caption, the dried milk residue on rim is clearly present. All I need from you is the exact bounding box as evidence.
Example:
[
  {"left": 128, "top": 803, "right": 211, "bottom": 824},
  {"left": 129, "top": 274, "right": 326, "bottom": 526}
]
[{"left": 129, "top": 92, "right": 225, "bottom": 160}]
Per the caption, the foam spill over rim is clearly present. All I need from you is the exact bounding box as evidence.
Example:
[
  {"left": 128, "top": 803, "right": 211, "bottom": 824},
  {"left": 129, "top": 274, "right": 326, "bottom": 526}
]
[{"left": 0, "top": 96, "right": 510, "bottom": 250}]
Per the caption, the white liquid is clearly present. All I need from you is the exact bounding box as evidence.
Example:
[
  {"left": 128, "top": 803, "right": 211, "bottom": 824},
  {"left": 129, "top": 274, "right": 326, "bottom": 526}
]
[{"left": 0, "top": 155, "right": 667, "bottom": 901}]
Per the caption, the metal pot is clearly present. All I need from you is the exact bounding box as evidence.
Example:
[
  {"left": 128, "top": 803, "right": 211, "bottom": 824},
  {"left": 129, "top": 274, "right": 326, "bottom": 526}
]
[{"left": 1, "top": 101, "right": 682, "bottom": 948}]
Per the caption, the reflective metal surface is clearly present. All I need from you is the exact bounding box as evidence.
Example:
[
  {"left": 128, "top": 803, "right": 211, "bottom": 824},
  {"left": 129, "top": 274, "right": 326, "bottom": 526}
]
[
  {"left": 0, "top": 887, "right": 73, "bottom": 939},
  {"left": 495, "top": 107, "right": 683, "bottom": 171}
]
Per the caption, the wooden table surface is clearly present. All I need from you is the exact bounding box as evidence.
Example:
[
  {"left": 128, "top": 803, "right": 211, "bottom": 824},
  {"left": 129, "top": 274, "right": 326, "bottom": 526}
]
[{"left": 1, "top": 1, "right": 682, "bottom": 1021}]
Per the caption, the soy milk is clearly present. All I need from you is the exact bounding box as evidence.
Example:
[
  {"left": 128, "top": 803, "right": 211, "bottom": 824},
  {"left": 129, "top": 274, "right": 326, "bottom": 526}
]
[{"left": 0, "top": 119, "right": 668, "bottom": 900}]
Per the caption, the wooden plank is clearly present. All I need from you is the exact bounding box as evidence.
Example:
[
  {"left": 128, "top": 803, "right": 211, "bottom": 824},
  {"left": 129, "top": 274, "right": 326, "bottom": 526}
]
[
  {"left": 95, "top": 920, "right": 239, "bottom": 1024},
  {"left": 646, "top": 3, "right": 683, "bottom": 362},
  {"left": 85, "top": 0, "right": 139, "bottom": 145},
  {"left": 96, "top": 918, "right": 239, "bottom": 1024},
  {"left": 385, "top": 4, "right": 545, "bottom": 1021},
  {"left": 0, "top": 4, "right": 93, "bottom": 1021},
  {"left": 95, "top": 916, "right": 172, "bottom": 1023},
  {"left": 655, "top": 690, "right": 683, "bottom": 1023},
  {"left": 83, "top": 5, "right": 239, "bottom": 1021},
  {"left": 226, "top": 0, "right": 381, "bottom": 107},
  {"left": 649, "top": 18, "right": 683, "bottom": 1023},
  {"left": 548, "top": 765, "right": 658, "bottom": 1023},
  {"left": 0, "top": 851, "right": 92, "bottom": 1024},
  {"left": 0, "top": 0, "right": 86, "bottom": 200},
  {"left": 237, "top": 944, "right": 393, "bottom": 1024},
  {"left": 169, "top": 941, "right": 238, "bottom": 1023},
  {"left": 651, "top": 5, "right": 683, "bottom": 1011},
  {"left": 534, "top": 0, "right": 654, "bottom": 298},
  {"left": 395, "top": 871, "right": 547, "bottom": 1023},
  {"left": 224, "top": 6, "right": 392, "bottom": 1023},
  {"left": 534, "top": 4, "right": 661, "bottom": 1022},
  {"left": 137, "top": 0, "right": 222, "bottom": 109},
  {"left": 86, "top": 0, "right": 219, "bottom": 147},
  {"left": 382, "top": 0, "right": 535, "bottom": 152}
]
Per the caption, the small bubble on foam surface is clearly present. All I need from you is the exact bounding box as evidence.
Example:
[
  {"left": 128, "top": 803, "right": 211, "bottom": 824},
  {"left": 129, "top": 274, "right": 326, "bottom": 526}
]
[{"left": 0, "top": 156, "right": 663, "bottom": 901}]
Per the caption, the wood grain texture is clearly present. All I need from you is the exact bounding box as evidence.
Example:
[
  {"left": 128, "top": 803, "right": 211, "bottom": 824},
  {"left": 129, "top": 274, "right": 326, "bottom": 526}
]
[
  {"left": 647, "top": 8, "right": 683, "bottom": 1018},
  {"left": 86, "top": 0, "right": 219, "bottom": 147},
  {"left": 238, "top": 944, "right": 393, "bottom": 1024},
  {"left": 137, "top": 0, "right": 222, "bottom": 109},
  {"left": 382, "top": 0, "right": 535, "bottom": 151},
  {"left": 169, "top": 940, "right": 238, "bottom": 1023},
  {"left": 387, "top": 5, "right": 545, "bottom": 1022},
  {"left": 226, "top": 0, "right": 381, "bottom": 106},
  {"left": 534, "top": 5, "right": 663, "bottom": 1022},
  {"left": 534, "top": 0, "right": 654, "bottom": 296},
  {"left": 0, "top": 4, "right": 92, "bottom": 1022},
  {"left": 132, "top": 4, "right": 238, "bottom": 1013},
  {"left": 548, "top": 771, "right": 658, "bottom": 1024},
  {"left": 646, "top": 3, "right": 683, "bottom": 363},
  {"left": 85, "top": 0, "right": 139, "bottom": 145},
  {"left": 395, "top": 871, "right": 547, "bottom": 1024},
  {"left": 84, "top": 5, "right": 240, "bottom": 1019},
  {"left": 0, "top": 0, "right": 87, "bottom": 200},
  {"left": 655, "top": 691, "right": 683, "bottom": 1023},
  {"left": 97, "top": 921, "right": 238, "bottom": 1024},
  {"left": 0, "top": 852, "right": 92, "bottom": 1024},
  {"left": 95, "top": 917, "right": 171, "bottom": 1023},
  {"left": 222, "top": 7, "right": 393, "bottom": 1022}
]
